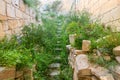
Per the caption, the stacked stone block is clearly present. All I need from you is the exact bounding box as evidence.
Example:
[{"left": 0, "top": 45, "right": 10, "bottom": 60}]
[{"left": 0, "top": 0, "right": 36, "bottom": 39}]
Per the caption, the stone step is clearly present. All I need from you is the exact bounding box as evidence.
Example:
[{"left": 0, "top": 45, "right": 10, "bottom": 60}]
[
  {"left": 57, "top": 41, "right": 61, "bottom": 44},
  {"left": 49, "top": 70, "right": 60, "bottom": 76},
  {"left": 55, "top": 56, "right": 61, "bottom": 60},
  {"left": 49, "top": 63, "right": 60, "bottom": 68},
  {"left": 54, "top": 48, "right": 62, "bottom": 51}
]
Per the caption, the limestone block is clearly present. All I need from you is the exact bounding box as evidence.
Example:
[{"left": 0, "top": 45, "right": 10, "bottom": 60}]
[
  {"left": 15, "top": 71, "right": 23, "bottom": 79},
  {"left": 90, "top": 66, "right": 114, "bottom": 80},
  {"left": 113, "top": 46, "right": 120, "bottom": 56},
  {"left": 103, "top": 56, "right": 111, "bottom": 61},
  {"left": 100, "top": 0, "right": 118, "bottom": 15},
  {"left": 0, "top": 22, "right": 3, "bottom": 31},
  {"left": 0, "top": 15, "right": 8, "bottom": 20},
  {"left": 26, "top": 7, "right": 30, "bottom": 15},
  {"left": 2, "top": 21, "right": 9, "bottom": 31},
  {"left": 82, "top": 40, "right": 91, "bottom": 51},
  {"left": 110, "top": 6, "right": 120, "bottom": 21},
  {"left": 12, "top": 0, "right": 19, "bottom": 8},
  {"left": 68, "top": 48, "right": 76, "bottom": 69},
  {"left": 99, "top": 74, "right": 114, "bottom": 80},
  {"left": 4, "top": 0, "right": 12, "bottom": 4},
  {"left": 8, "top": 20, "right": 17, "bottom": 29},
  {"left": 7, "top": 4, "right": 15, "bottom": 17},
  {"left": 69, "top": 34, "right": 76, "bottom": 45},
  {"left": 75, "top": 54, "right": 89, "bottom": 71},
  {"left": 75, "top": 50, "right": 86, "bottom": 55},
  {"left": 73, "top": 67, "right": 78, "bottom": 80},
  {"left": 15, "top": 9, "right": 23, "bottom": 18},
  {"left": 66, "top": 45, "right": 72, "bottom": 50},
  {"left": 78, "top": 69, "right": 92, "bottom": 76},
  {"left": 0, "top": 31, "right": 5, "bottom": 39},
  {"left": 116, "top": 56, "right": 120, "bottom": 64},
  {"left": 0, "top": 67, "right": 16, "bottom": 80},
  {"left": 5, "top": 30, "right": 12, "bottom": 39},
  {"left": 20, "top": 0, "right": 26, "bottom": 11},
  {"left": 0, "top": 0, "right": 6, "bottom": 15}
]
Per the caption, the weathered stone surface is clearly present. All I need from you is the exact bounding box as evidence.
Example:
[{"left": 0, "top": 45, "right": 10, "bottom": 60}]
[
  {"left": 99, "top": 74, "right": 114, "bottom": 80},
  {"left": 103, "top": 56, "right": 111, "bottom": 61},
  {"left": 0, "top": 67, "right": 16, "bottom": 80},
  {"left": 0, "top": 0, "right": 6, "bottom": 15},
  {"left": 75, "top": 50, "right": 86, "bottom": 55},
  {"left": 69, "top": 34, "right": 76, "bottom": 45},
  {"left": 12, "top": 0, "right": 19, "bottom": 8},
  {"left": 90, "top": 66, "right": 114, "bottom": 80},
  {"left": 2, "top": 21, "right": 9, "bottom": 31},
  {"left": 78, "top": 69, "right": 92, "bottom": 76},
  {"left": 49, "top": 63, "right": 60, "bottom": 68},
  {"left": 75, "top": 54, "right": 89, "bottom": 71},
  {"left": 82, "top": 40, "right": 91, "bottom": 51},
  {"left": 115, "top": 56, "right": 120, "bottom": 64},
  {"left": 4, "top": 0, "right": 12, "bottom": 3},
  {"left": 68, "top": 48, "right": 75, "bottom": 69},
  {"left": 113, "top": 46, "right": 120, "bottom": 56},
  {"left": 66, "top": 45, "right": 72, "bottom": 50},
  {"left": 20, "top": 0, "right": 26, "bottom": 11},
  {"left": 15, "top": 9, "right": 23, "bottom": 18},
  {"left": 0, "top": 31, "right": 5, "bottom": 39},
  {"left": 49, "top": 70, "right": 60, "bottom": 76},
  {"left": 0, "top": 15, "right": 8, "bottom": 20},
  {"left": 7, "top": 4, "right": 15, "bottom": 17}
]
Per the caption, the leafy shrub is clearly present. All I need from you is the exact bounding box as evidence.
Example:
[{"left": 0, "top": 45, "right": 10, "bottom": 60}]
[
  {"left": 97, "top": 33, "right": 120, "bottom": 56},
  {"left": 66, "top": 21, "right": 80, "bottom": 34}
]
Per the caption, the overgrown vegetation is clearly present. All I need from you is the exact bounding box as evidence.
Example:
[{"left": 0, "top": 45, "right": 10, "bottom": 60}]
[
  {"left": 64, "top": 10, "right": 120, "bottom": 68},
  {"left": 0, "top": 1, "right": 73, "bottom": 80}
]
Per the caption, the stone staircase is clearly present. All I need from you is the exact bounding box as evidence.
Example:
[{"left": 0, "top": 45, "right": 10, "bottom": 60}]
[{"left": 48, "top": 21, "right": 63, "bottom": 79}]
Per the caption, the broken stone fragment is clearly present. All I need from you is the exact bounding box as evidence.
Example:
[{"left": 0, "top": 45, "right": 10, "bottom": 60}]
[
  {"left": 103, "top": 56, "right": 111, "bottom": 61},
  {"left": 115, "top": 56, "right": 120, "bottom": 64},
  {"left": 113, "top": 46, "right": 120, "bottom": 56},
  {"left": 90, "top": 66, "right": 114, "bottom": 80},
  {"left": 82, "top": 40, "right": 91, "bottom": 51},
  {"left": 66, "top": 45, "right": 72, "bottom": 50},
  {"left": 69, "top": 34, "right": 76, "bottom": 45}
]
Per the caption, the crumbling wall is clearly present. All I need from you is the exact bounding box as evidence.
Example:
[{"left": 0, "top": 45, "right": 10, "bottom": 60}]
[{"left": 0, "top": 0, "right": 36, "bottom": 39}]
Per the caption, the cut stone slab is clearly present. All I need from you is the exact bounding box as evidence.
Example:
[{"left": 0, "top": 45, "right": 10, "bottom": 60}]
[
  {"left": 77, "top": 69, "right": 92, "bottom": 76},
  {"left": 82, "top": 40, "right": 91, "bottom": 51},
  {"left": 49, "top": 63, "right": 60, "bottom": 68},
  {"left": 115, "top": 56, "right": 120, "bottom": 64},
  {"left": 54, "top": 48, "right": 62, "bottom": 51},
  {"left": 75, "top": 54, "right": 89, "bottom": 70},
  {"left": 55, "top": 56, "right": 61, "bottom": 60},
  {"left": 49, "top": 70, "right": 60, "bottom": 76},
  {"left": 75, "top": 50, "right": 86, "bottom": 55},
  {"left": 113, "top": 46, "right": 120, "bottom": 56}
]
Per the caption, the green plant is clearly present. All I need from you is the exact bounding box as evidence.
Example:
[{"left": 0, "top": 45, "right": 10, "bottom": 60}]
[
  {"left": 23, "top": 0, "right": 39, "bottom": 8},
  {"left": 34, "top": 53, "right": 54, "bottom": 80},
  {"left": 66, "top": 21, "right": 80, "bottom": 34}
]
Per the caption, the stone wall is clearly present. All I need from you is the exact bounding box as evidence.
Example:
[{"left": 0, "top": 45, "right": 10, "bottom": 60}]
[
  {"left": 76, "top": 0, "right": 120, "bottom": 31},
  {"left": 61, "top": 0, "right": 120, "bottom": 31},
  {"left": 0, "top": 0, "right": 36, "bottom": 39}
]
